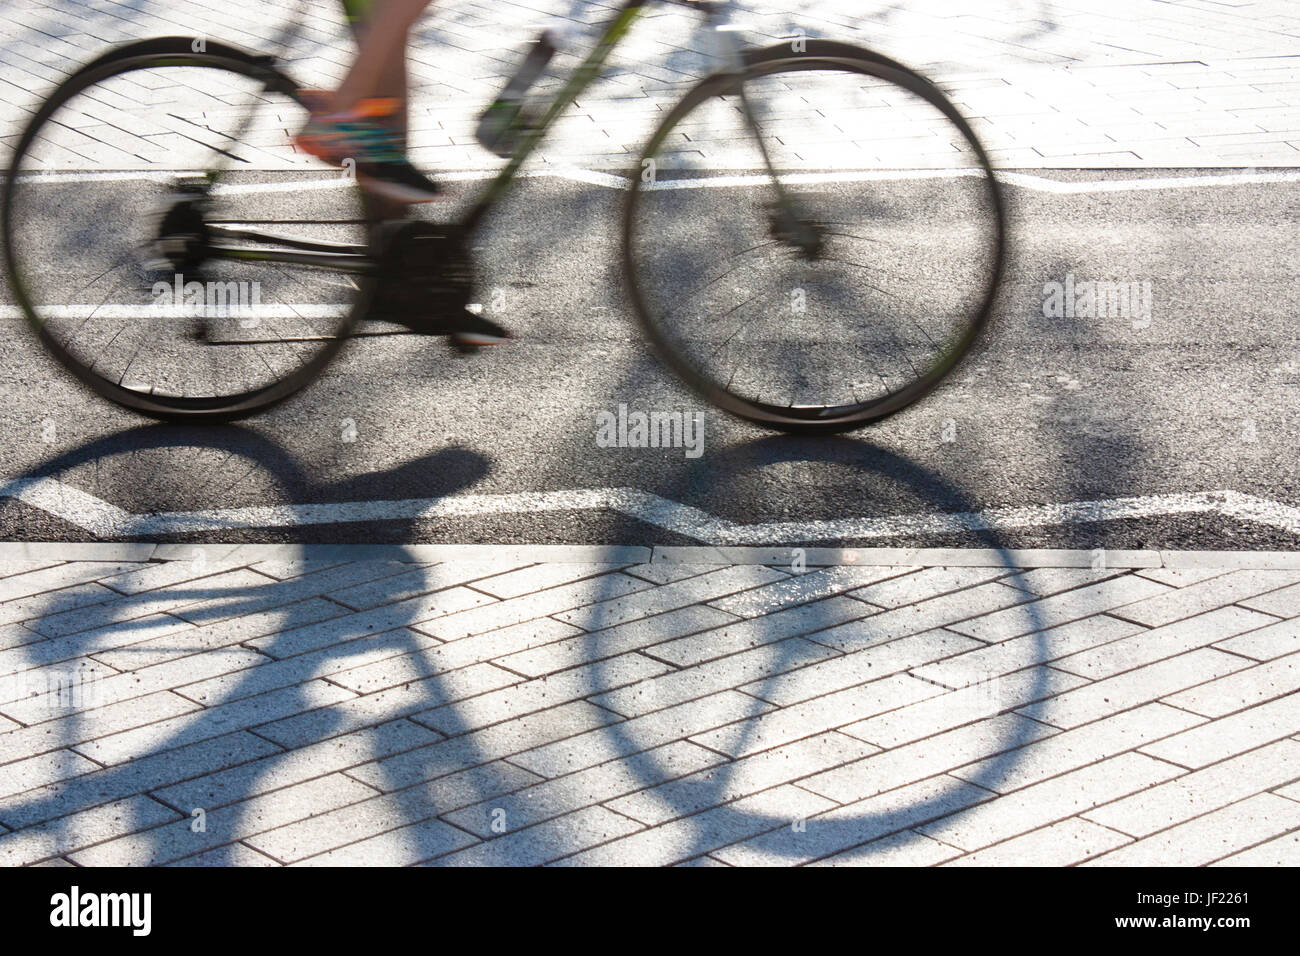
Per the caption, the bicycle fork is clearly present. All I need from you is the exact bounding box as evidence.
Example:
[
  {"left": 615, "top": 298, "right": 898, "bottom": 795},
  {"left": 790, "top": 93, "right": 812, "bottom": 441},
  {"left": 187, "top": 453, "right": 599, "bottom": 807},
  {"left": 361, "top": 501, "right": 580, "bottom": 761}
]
[{"left": 706, "top": 2, "right": 823, "bottom": 259}]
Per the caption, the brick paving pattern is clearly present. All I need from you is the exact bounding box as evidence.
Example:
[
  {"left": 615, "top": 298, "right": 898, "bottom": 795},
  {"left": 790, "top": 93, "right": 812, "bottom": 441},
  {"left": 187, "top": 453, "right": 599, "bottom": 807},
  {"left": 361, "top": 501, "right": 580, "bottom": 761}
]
[
  {"left": 0, "top": 545, "right": 1296, "bottom": 866},
  {"left": 0, "top": 0, "right": 1298, "bottom": 167}
]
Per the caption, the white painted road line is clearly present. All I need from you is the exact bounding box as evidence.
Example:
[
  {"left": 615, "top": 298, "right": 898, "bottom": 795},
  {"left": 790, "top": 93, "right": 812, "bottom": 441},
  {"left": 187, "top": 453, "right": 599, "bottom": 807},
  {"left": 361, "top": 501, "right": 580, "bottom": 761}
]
[
  {"left": 1, "top": 479, "right": 1297, "bottom": 543},
  {"left": 11, "top": 168, "right": 1300, "bottom": 194}
]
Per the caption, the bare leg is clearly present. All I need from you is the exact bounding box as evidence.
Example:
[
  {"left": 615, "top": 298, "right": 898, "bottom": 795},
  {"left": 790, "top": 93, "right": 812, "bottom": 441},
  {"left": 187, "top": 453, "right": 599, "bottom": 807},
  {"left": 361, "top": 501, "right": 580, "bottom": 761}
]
[
  {"left": 337, "top": 0, "right": 431, "bottom": 112},
  {"left": 342, "top": 0, "right": 432, "bottom": 219}
]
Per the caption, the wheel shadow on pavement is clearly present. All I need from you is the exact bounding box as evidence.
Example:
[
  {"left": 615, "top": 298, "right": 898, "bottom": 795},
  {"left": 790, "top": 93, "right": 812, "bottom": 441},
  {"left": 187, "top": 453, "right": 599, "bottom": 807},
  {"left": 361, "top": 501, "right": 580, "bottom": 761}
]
[
  {"left": 0, "top": 424, "right": 549, "bottom": 866},
  {"left": 525, "top": 435, "right": 1060, "bottom": 865}
]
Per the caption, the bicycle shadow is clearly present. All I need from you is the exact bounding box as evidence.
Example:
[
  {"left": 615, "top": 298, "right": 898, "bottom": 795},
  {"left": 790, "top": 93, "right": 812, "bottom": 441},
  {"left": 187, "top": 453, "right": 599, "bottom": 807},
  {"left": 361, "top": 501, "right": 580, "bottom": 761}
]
[
  {"left": 0, "top": 424, "right": 537, "bottom": 866},
  {"left": 544, "top": 434, "right": 1057, "bottom": 864}
]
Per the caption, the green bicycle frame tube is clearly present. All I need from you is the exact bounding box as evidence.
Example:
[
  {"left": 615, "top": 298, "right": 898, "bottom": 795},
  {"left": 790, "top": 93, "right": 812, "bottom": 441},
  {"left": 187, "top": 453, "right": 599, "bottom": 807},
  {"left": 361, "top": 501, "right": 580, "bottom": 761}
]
[{"left": 461, "top": 0, "right": 655, "bottom": 230}]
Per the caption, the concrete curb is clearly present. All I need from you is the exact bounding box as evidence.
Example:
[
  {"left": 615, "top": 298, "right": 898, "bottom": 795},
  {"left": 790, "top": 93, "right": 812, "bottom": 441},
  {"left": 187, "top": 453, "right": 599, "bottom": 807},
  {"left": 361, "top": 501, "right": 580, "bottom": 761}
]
[{"left": 3, "top": 541, "right": 1300, "bottom": 569}]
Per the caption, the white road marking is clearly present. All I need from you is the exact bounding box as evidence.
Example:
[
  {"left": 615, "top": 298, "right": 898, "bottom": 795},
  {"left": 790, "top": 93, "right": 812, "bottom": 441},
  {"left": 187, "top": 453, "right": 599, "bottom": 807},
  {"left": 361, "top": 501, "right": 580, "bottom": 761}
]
[
  {"left": 1, "top": 479, "right": 1296, "bottom": 543},
  {"left": 0, "top": 306, "right": 351, "bottom": 320},
  {"left": 12, "top": 168, "right": 1300, "bottom": 194}
]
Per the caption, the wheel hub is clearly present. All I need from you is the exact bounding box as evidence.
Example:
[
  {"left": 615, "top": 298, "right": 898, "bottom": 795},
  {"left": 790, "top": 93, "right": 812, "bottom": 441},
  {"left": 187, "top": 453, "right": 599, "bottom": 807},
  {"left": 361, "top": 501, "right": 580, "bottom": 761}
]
[
  {"left": 767, "top": 200, "right": 828, "bottom": 262},
  {"left": 154, "top": 179, "right": 213, "bottom": 276}
]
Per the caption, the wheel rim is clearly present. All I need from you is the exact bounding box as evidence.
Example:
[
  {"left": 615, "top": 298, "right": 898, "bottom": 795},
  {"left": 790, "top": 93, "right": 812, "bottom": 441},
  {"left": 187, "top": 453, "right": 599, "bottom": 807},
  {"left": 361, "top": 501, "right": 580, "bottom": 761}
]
[
  {"left": 624, "top": 54, "right": 1006, "bottom": 431},
  {"left": 2, "top": 48, "right": 370, "bottom": 419}
]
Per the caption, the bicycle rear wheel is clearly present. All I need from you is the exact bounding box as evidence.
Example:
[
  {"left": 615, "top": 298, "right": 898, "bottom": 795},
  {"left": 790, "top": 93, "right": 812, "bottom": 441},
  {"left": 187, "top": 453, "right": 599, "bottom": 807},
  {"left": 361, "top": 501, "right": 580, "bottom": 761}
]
[
  {"left": 1, "top": 38, "right": 373, "bottom": 421},
  {"left": 623, "top": 41, "right": 1006, "bottom": 433}
]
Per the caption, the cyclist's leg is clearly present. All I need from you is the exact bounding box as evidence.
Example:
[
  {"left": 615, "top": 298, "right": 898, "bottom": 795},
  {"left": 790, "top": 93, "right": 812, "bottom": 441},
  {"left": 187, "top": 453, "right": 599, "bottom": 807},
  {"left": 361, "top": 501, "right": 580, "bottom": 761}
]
[
  {"left": 343, "top": 0, "right": 416, "bottom": 220},
  {"left": 337, "top": 0, "right": 427, "bottom": 114},
  {"left": 297, "top": 0, "right": 440, "bottom": 203}
]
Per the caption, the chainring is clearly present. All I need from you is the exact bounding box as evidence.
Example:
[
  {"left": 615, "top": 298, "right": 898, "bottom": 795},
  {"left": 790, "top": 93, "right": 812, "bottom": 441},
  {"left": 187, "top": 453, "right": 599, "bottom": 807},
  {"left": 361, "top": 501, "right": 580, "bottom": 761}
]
[{"left": 370, "top": 220, "right": 476, "bottom": 330}]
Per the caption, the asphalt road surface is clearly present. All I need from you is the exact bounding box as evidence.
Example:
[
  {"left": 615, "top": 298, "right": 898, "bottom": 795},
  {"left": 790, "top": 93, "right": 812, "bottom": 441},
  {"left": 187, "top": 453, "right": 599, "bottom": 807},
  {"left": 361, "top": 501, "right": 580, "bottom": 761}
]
[{"left": 1, "top": 168, "right": 1297, "bottom": 550}]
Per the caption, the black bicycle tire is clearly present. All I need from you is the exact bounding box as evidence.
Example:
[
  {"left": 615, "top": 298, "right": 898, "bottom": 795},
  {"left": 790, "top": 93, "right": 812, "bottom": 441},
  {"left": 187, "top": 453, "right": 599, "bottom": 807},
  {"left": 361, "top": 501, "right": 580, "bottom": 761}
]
[
  {"left": 621, "top": 40, "right": 1007, "bottom": 434},
  {"left": 1, "top": 37, "right": 371, "bottom": 422}
]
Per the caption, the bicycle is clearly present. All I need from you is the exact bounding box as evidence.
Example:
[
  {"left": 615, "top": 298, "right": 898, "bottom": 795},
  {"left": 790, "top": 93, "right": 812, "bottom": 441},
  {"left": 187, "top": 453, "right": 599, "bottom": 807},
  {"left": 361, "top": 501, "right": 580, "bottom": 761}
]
[{"left": 1, "top": 0, "right": 1005, "bottom": 432}]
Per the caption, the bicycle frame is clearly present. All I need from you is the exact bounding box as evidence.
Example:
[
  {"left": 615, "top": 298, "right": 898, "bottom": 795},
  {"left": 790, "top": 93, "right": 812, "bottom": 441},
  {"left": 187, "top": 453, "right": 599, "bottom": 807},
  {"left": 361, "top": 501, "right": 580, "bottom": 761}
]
[{"left": 204, "top": 0, "right": 745, "bottom": 270}]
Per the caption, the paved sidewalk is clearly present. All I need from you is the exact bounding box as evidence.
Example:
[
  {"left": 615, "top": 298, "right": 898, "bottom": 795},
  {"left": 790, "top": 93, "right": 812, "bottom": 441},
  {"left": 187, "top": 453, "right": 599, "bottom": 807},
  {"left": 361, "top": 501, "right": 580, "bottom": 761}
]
[
  {"left": 0, "top": 542, "right": 1297, "bottom": 866},
  {"left": 0, "top": 1, "right": 1298, "bottom": 167}
]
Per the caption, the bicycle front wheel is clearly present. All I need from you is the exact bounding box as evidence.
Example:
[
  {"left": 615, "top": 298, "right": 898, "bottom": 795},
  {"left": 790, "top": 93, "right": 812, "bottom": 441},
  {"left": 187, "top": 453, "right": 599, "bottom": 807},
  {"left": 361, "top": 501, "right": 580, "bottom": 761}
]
[
  {"left": 1, "top": 38, "right": 372, "bottom": 421},
  {"left": 623, "top": 41, "right": 1006, "bottom": 433}
]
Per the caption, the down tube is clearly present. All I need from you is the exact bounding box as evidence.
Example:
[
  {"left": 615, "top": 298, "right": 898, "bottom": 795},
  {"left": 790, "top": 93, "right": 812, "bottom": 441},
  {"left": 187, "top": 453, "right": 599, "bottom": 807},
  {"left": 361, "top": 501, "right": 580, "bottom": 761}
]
[{"left": 461, "top": 0, "right": 655, "bottom": 231}]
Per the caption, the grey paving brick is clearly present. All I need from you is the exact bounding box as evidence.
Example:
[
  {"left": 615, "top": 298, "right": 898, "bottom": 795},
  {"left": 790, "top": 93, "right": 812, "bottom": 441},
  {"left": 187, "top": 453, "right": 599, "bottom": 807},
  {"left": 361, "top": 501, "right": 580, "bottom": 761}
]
[
  {"left": 811, "top": 580, "right": 1034, "bottom": 655},
  {"left": 511, "top": 691, "right": 770, "bottom": 779},
  {"left": 1141, "top": 692, "right": 1300, "bottom": 769},
  {"left": 443, "top": 740, "right": 725, "bottom": 838},
  {"left": 415, "top": 572, "right": 652, "bottom": 640},
  {"left": 1108, "top": 569, "right": 1300, "bottom": 628},
  {"left": 4, "top": 648, "right": 265, "bottom": 725},
  {"left": 0, "top": 794, "right": 181, "bottom": 866},
  {"left": 951, "top": 575, "right": 1171, "bottom": 642},
  {"left": 0, "top": 689, "right": 200, "bottom": 765},
  {"left": 941, "top": 817, "right": 1132, "bottom": 866},
  {"left": 294, "top": 814, "right": 479, "bottom": 865},
  {"left": 0, "top": 582, "right": 118, "bottom": 628},
  {"left": 1026, "top": 648, "right": 1251, "bottom": 730},
  {"left": 555, "top": 784, "right": 835, "bottom": 866},
  {"left": 416, "top": 648, "right": 664, "bottom": 733},
  {"left": 470, "top": 562, "right": 625, "bottom": 600},
  {"left": 1238, "top": 579, "right": 1300, "bottom": 617},
  {"left": 497, "top": 603, "right": 737, "bottom": 677},
  {"left": 608, "top": 731, "right": 875, "bottom": 827},
  {"left": 850, "top": 566, "right": 1014, "bottom": 608},
  {"left": 953, "top": 703, "right": 1205, "bottom": 794},
  {"left": 1, "top": 731, "right": 284, "bottom": 831},
  {"left": 166, "top": 842, "right": 282, "bottom": 866},
  {"left": 712, "top": 775, "right": 993, "bottom": 866},
  {"left": 171, "top": 560, "right": 418, "bottom": 626},
  {"left": 912, "top": 613, "right": 1146, "bottom": 688},
  {"left": 0, "top": 561, "right": 145, "bottom": 604},
  {"left": 1211, "top": 828, "right": 1300, "bottom": 866},
  {"left": 624, "top": 562, "right": 722, "bottom": 585},
  {"left": 70, "top": 773, "right": 378, "bottom": 866},
  {"left": 810, "top": 828, "right": 965, "bottom": 866},
  {"left": 1160, "top": 651, "right": 1300, "bottom": 717},
  {"left": 74, "top": 679, "right": 355, "bottom": 766},
  {"left": 1084, "top": 739, "right": 1300, "bottom": 837},
  {"left": 593, "top": 637, "right": 837, "bottom": 718},
  {"left": 326, "top": 560, "right": 519, "bottom": 610},
  {"left": 801, "top": 714, "right": 1057, "bottom": 805},
  {"left": 555, "top": 565, "right": 788, "bottom": 632},
  {"left": 647, "top": 596, "right": 869, "bottom": 669},
  {"left": 28, "top": 568, "right": 273, "bottom": 639},
  {"left": 0, "top": 748, "right": 102, "bottom": 801},
  {"left": 708, "top": 565, "right": 910, "bottom": 617},
  {"left": 350, "top": 701, "right": 622, "bottom": 792},
  {"left": 246, "top": 586, "right": 493, "bottom": 660},
  {"left": 1084, "top": 793, "right": 1300, "bottom": 867},
  {"left": 1051, "top": 605, "right": 1277, "bottom": 680},
  {"left": 0, "top": 614, "right": 194, "bottom": 678},
  {"left": 328, "top": 617, "right": 580, "bottom": 694},
  {"left": 694, "top": 674, "right": 940, "bottom": 760},
  {"left": 178, "top": 628, "right": 440, "bottom": 705},
  {"left": 151, "top": 720, "right": 433, "bottom": 812},
  {"left": 253, "top": 662, "right": 519, "bottom": 749},
  {"left": 1136, "top": 566, "right": 1229, "bottom": 588},
  {"left": 917, "top": 753, "right": 1184, "bottom": 852},
  {"left": 745, "top": 628, "right": 982, "bottom": 708},
  {"left": 247, "top": 759, "right": 539, "bottom": 862},
  {"left": 89, "top": 597, "right": 346, "bottom": 671},
  {"left": 845, "top": 666, "right": 1087, "bottom": 748},
  {"left": 1000, "top": 567, "right": 1126, "bottom": 597},
  {"left": 1212, "top": 618, "right": 1300, "bottom": 661},
  {"left": 430, "top": 804, "right": 644, "bottom": 866}
]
